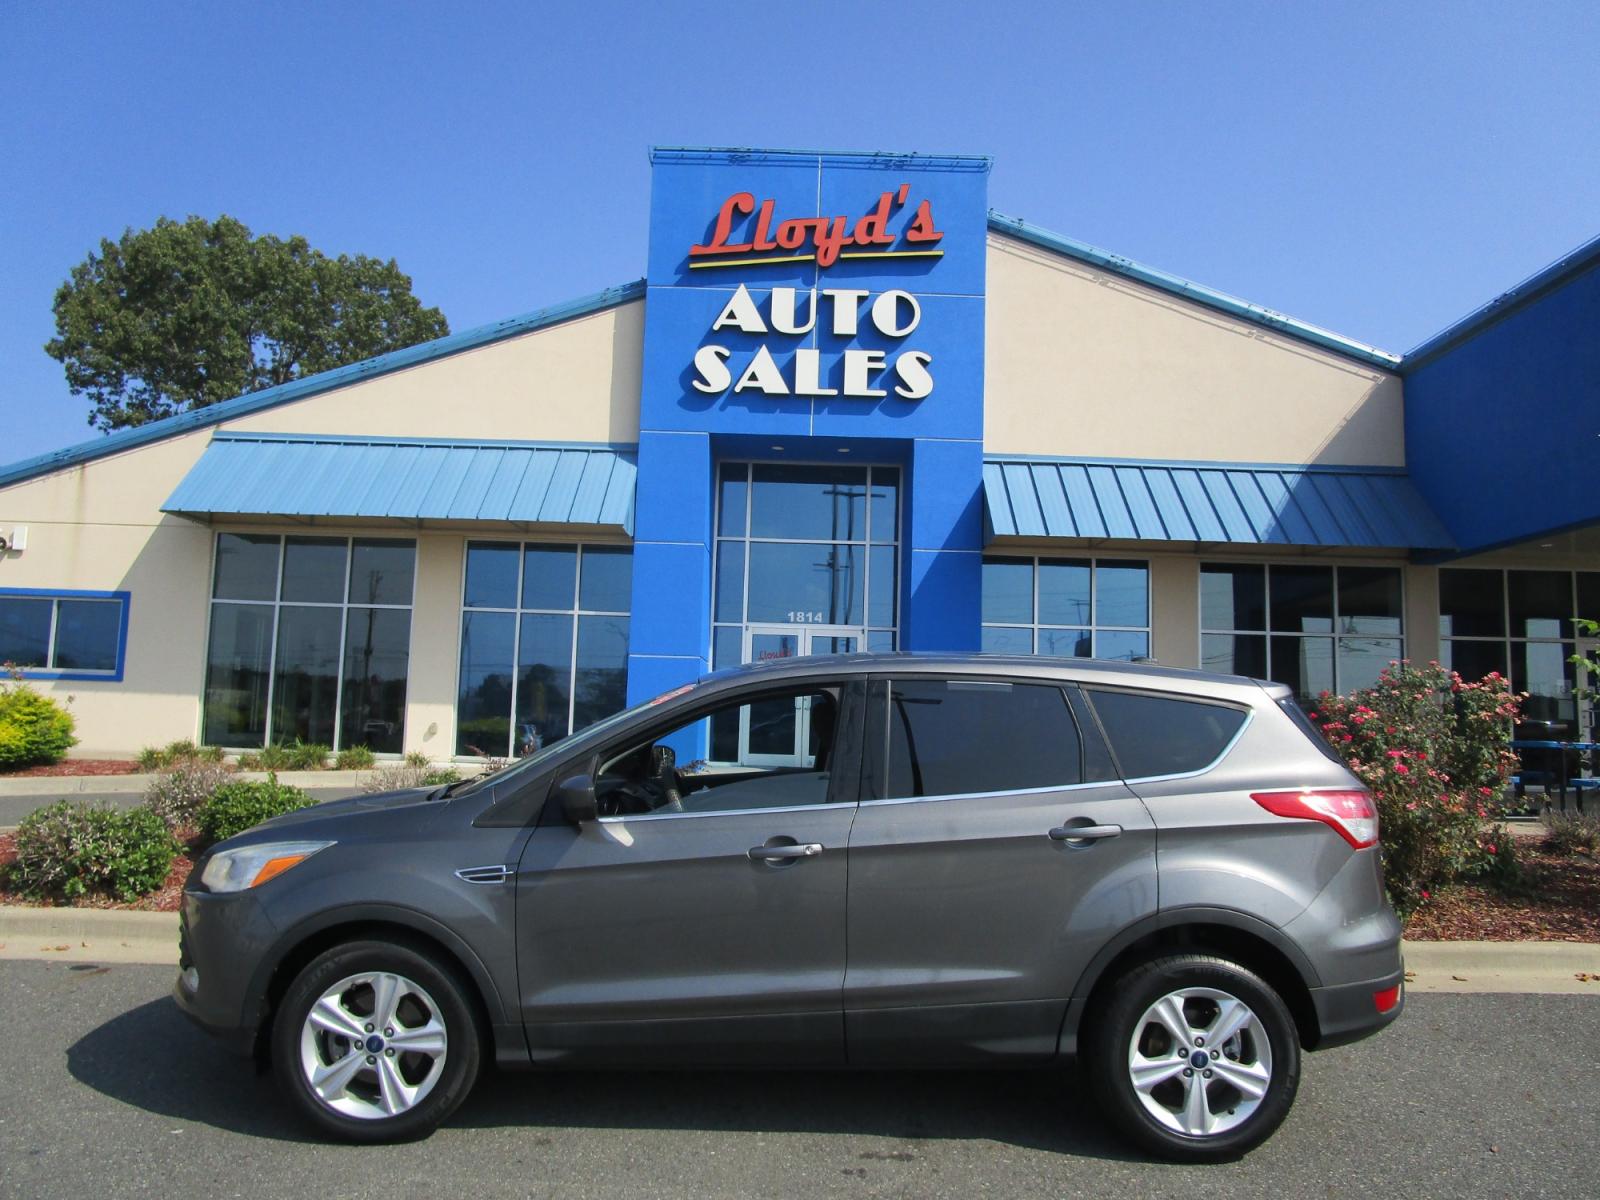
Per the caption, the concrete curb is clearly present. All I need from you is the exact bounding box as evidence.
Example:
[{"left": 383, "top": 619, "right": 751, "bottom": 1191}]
[
  {"left": 1403, "top": 939, "right": 1600, "bottom": 994},
  {"left": 0, "top": 906, "right": 178, "bottom": 965},
  {"left": 2, "top": 906, "right": 1599, "bottom": 989}
]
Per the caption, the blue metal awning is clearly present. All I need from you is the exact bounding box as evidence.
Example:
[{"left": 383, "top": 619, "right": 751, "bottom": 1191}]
[
  {"left": 983, "top": 457, "right": 1455, "bottom": 550},
  {"left": 164, "top": 433, "right": 637, "bottom": 534}
]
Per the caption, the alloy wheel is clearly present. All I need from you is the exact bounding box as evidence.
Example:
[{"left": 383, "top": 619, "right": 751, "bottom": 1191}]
[
  {"left": 1126, "top": 986, "right": 1273, "bottom": 1138},
  {"left": 298, "top": 970, "right": 449, "bottom": 1120}
]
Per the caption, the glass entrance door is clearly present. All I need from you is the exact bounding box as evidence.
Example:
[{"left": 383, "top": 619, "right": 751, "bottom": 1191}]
[{"left": 738, "top": 624, "right": 862, "bottom": 765}]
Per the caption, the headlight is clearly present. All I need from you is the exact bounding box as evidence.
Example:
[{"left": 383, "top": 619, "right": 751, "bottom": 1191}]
[{"left": 200, "top": 840, "right": 334, "bottom": 893}]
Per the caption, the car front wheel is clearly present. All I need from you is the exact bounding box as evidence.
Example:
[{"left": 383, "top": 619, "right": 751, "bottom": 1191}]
[
  {"left": 1086, "top": 954, "right": 1301, "bottom": 1161},
  {"left": 272, "top": 939, "right": 481, "bottom": 1142}
]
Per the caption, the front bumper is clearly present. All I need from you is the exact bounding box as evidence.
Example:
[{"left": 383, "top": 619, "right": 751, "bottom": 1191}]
[
  {"left": 1309, "top": 962, "right": 1406, "bottom": 1049},
  {"left": 172, "top": 886, "right": 280, "bottom": 1057}
]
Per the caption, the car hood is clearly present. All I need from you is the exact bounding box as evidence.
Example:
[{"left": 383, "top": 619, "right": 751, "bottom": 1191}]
[{"left": 241, "top": 786, "right": 445, "bottom": 838}]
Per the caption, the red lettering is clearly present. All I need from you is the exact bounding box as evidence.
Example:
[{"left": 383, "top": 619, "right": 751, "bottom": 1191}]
[
  {"left": 852, "top": 190, "right": 897, "bottom": 247},
  {"left": 904, "top": 199, "right": 943, "bottom": 244},
  {"left": 689, "top": 187, "right": 941, "bottom": 265},
  {"left": 752, "top": 199, "right": 777, "bottom": 251},
  {"left": 814, "top": 215, "right": 852, "bottom": 268},
  {"left": 690, "top": 192, "right": 756, "bottom": 257}
]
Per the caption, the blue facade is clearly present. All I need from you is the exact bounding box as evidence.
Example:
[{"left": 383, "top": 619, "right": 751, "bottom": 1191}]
[
  {"left": 627, "top": 149, "right": 993, "bottom": 702},
  {"left": 1404, "top": 240, "right": 1600, "bottom": 555}
]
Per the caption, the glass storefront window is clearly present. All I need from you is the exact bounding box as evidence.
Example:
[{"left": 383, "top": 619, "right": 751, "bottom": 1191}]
[
  {"left": 202, "top": 534, "right": 414, "bottom": 751},
  {"left": 1439, "top": 567, "right": 1593, "bottom": 732},
  {"left": 1200, "top": 562, "right": 1404, "bottom": 702},
  {"left": 713, "top": 463, "right": 899, "bottom": 661},
  {"left": 981, "top": 557, "right": 1151, "bottom": 660},
  {"left": 457, "top": 541, "right": 632, "bottom": 757}
]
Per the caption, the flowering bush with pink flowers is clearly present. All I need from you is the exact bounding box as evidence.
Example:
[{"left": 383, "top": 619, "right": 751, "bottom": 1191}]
[{"left": 1308, "top": 661, "right": 1522, "bottom": 916}]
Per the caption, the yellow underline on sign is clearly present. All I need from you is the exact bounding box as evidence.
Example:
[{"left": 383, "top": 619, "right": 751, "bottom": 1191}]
[
  {"left": 838, "top": 249, "right": 945, "bottom": 260},
  {"left": 689, "top": 254, "right": 816, "bottom": 269},
  {"left": 686, "top": 248, "right": 946, "bottom": 270}
]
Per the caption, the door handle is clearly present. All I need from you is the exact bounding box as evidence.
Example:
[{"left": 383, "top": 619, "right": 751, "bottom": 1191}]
[
  {"left": 1047, "top": 823, "right": 1123, "bottom": 842},
  {"left": 747, "top": 842, "right": 824, "bottom": 861}
]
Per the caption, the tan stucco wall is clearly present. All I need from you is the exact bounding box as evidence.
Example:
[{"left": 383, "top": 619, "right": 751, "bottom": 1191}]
[
  {"left": 223, "top": 300, "right": 644, "bottom": 443},
  {"left": 984, "top": 234, "right": 1405, "bottom": 466},
  {"left": 0, "top": 432, "right": 216, "bottom": 755}
]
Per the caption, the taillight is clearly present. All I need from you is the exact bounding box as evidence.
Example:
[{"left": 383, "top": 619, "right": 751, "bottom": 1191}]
[
  {"left": 1251, "top": 789, "right": 1379, "bottom": 849},
  {"left": 1373, "top": 984, "right": 1401, "bottom": 1013}
]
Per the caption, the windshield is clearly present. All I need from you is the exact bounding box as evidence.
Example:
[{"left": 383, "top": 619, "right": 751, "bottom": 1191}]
[{"left": 447, "top": 681, "right": 703, "bottom": 798}]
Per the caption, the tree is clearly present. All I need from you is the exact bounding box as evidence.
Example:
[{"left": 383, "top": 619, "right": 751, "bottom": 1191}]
[{"left": 45, "top": 215, "right": 450, "bottom": 431}]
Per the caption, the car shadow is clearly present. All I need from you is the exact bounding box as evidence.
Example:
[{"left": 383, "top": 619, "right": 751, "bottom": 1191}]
[{"left": 69, "top": 996, "right": 1146, "bottom": 1161}]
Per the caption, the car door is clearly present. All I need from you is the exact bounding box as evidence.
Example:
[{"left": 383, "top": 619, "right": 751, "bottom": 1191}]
[
  {"left": 844, "top": 675, "right": 1157, "bottom": 1064},
  {"left": 514, "top": 677, "right": 864, "bottom": 1065}
]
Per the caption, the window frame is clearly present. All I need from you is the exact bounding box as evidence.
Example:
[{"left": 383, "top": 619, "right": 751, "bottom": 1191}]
[
  {"left": 710, "top": 461, "right": 901, "bottom": 667},
  {"left": 200, "top": 532, "right": 417, "bottom": 751},
  {"left": 860, "top": 674, "right": 1095, "bottom": 804},
  {"left": 1198, "top": 559, "right": 1407, "bottom": 699},
  {"left": 1081, "top": 684, "right": 1254, "bottom": 784},
  {"left": 0, "top": 587, "right": 131, "bottom": 681},
  {"left": 1438, "top": 566, "right": 1600, "bottom": 724},
  {"left": 455, "top": 538, "right": 632, "bottom": 760},
  {"left": 980, "top": 554, "right": 1152, "bottom": 661}
]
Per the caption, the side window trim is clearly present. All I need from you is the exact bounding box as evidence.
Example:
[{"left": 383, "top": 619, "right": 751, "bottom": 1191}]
[
  {"left": 862, "top": 674, "right": 1091, "bottom": 804},
  {"left": 1080, "top": 686, "right": 1254, "bottom": 783}
]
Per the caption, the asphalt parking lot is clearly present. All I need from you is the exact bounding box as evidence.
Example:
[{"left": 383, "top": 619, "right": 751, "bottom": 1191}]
[{"left": 1, "top": 959, "right": 1596, "bottom": 1200}]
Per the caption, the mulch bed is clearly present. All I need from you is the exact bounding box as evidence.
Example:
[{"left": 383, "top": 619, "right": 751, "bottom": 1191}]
[
  {"left": 0, "top": 759, "right": 143, "bottom": 777},
  {"left": 1404, "top": 841, "right": 1600, "bottom": 942}
]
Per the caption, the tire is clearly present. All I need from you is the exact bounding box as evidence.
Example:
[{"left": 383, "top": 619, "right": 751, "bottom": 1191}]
[
  {"left": 271, "top": 939, "right": 482, "bottom": 1143},
  {"left": 1084, "top": 954, "right": 1301, "bottom": 1162}
]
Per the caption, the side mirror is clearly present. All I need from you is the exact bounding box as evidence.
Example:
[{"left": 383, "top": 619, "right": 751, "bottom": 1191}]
[{"left": 554, "top": 773, "right": 598, "bottom": 825}]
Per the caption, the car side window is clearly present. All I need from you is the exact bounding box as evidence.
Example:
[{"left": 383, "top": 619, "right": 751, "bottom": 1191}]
[
  {"left": 870, "top": 678, "right": 1083, "bottom": 800},
  {"left": 593, "top": 685, "right": 846, "bottom": 817},
  {"left": 1085, "top": 688, "right": 1247, "bottom": 779}
]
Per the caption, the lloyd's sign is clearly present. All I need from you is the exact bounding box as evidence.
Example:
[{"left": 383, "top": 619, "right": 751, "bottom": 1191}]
[{"left": 684, "top": 183, "right": 943, "bottom": 402}]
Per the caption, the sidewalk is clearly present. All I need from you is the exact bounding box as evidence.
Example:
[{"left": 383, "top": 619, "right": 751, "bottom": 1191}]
[{"left": 3, "top": 904, "right": 1597, "bottom": 993}]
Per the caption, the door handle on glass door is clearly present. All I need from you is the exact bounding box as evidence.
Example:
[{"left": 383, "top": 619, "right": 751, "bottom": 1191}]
[
  {"left": 1047, "top": 824, "right": 1122, "bottom": 842},
  {"left": 747, "top": 843, "right": 824, "bottom": 861}
]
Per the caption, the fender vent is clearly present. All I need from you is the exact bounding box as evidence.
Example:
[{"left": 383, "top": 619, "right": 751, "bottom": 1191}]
[{"left": 454, "top": 864, "right": 513, "bottom": 884}]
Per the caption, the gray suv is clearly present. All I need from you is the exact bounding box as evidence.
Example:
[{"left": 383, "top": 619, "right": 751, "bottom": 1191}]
[{"left": 174, "top": 654, "right": 1403, "bottom": 1160}]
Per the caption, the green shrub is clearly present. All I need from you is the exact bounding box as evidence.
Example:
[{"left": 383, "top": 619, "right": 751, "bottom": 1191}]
[
  {"left": 197, "top": 776, "right": 314, "bottom": 845},
  {"left": 136, "top": 739, "right": 225, "bottom": 771},
  {"left": 1544, "top": 813, "right": 1600, "bottom": 857},
  {"left": 1310, "top": 661, "right": 1523, "bottom": 916},
  {"left": 403, "top": 750, "right": 431, "bottom": 768},
  {"left": 144, "top": 758, "right": 232, "bottom": 830},
  {"left": 9, "top": 801, "right": 180, "bottom": 902},
  {"left": 334, "top": 745, "right": 377, "bottom": 770},
  {"left": 286, "top": 740, "right": 330, "bottom": 770},
  {"left": 0, "top": 681, "right": 77, "bottom": 770},
  {"left": 238, "top": 743, "right": 291, "bottom": 771}
]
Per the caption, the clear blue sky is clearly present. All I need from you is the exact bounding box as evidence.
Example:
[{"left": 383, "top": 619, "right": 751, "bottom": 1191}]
[{"left": 3, "top": 1, "right": 1597, "bottom": 465}]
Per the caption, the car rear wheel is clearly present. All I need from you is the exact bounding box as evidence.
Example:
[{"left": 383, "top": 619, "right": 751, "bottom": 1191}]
[
  {"left": 272, "top": 939, "right": 481, "bottom": 1142},
  {"left": 1086, "top": 954, "right": 1301, "bottom": 1161}
]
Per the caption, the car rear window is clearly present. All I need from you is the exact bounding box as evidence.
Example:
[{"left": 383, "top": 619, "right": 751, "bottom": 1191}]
[
  {"left": 1085, "top": 689, "right": 1247, "bottom": 780},
  {"left": 876, "top": 679, "right": 1082, "bottom": 799}
]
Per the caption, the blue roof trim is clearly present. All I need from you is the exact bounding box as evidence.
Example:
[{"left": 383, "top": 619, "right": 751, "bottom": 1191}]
[
  {"left": 650, "top": 145, "right": 992, "bottom": 170},
  {"left": 1402, "top": 232, "right": 1600, "bottom": 371},
  {"left": 162, "top": 434, "right": 637, "bottom": 534},
  {"left": 0, "top": 279, "right": 647, "bottom": 491},
  {"left": 984, "top": 456, "right": 1454, "bottom": 550},
  {"left": 987, "top": 212, "right": 1403, "bottom": 370}
]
